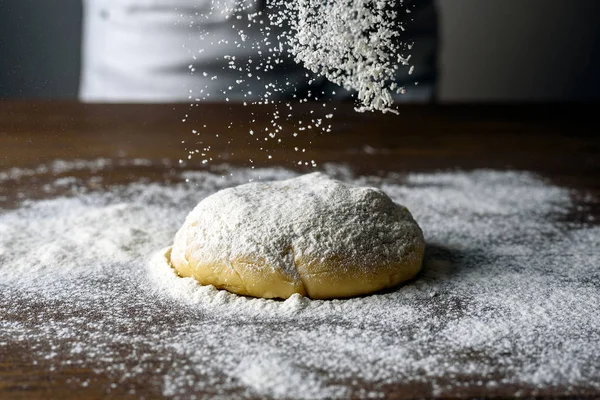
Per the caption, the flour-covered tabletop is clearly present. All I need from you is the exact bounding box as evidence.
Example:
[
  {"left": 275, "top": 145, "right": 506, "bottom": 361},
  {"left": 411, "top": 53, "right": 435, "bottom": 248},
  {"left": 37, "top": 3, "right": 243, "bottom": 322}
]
[{"left": 1, "top": 102, "right": 598, "bottom": 399}]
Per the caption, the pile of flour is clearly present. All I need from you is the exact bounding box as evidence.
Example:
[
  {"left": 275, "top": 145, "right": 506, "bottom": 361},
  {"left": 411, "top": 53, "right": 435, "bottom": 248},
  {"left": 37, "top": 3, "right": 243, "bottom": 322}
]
[{"left": 1, "top": 160, "right": 599, "bottom": 398}]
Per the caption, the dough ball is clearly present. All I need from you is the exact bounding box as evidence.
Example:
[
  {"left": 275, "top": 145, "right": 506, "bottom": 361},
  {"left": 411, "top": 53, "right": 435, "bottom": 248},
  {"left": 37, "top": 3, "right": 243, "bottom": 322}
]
[{"left": 169, "top": 172, "right": 425, "bottom": 299}]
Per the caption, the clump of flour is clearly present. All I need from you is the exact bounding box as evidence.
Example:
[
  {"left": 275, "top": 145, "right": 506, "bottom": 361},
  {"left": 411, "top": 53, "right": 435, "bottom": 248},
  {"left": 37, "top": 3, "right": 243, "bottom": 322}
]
[
  {"left": 188, "top": 0, "right": 412, "bottom": 112},
  {"left": 278, "top": 0, "right": 411, "bottom": 113},
  {"left": 1, "top": 160, "right": 599, "bottom": 399}
]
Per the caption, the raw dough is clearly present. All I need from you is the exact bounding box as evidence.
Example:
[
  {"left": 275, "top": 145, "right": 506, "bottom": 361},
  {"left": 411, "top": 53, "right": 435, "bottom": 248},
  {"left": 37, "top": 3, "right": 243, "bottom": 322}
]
[{"left": 168, "top": 172, "right": 425, "bottom": 299}]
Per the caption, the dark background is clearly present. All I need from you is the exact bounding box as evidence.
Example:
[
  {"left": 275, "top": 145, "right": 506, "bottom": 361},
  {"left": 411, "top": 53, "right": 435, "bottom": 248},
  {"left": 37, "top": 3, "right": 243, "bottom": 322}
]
[{"left": 1, "top": 0, "right": 599, "bottom": 101}]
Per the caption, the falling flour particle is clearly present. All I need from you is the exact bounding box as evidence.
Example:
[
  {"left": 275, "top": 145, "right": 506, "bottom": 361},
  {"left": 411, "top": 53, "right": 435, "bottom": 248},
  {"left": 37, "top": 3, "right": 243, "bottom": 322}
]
[
  {"left": 1, "top": 160, "right": 599, "bottom": 399},
  {"left": 183, "top": 0, "right": 415, "bottom": 165},
  {"left": 277, "top": 0, "right": 411, "bottom": 113}
]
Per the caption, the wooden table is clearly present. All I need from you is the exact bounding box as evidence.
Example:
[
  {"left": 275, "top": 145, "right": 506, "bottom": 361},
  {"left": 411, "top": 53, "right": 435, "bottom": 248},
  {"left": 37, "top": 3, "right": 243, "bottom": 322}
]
[{"left": 1, "top": 101, "right": 599, "bottom": 399}]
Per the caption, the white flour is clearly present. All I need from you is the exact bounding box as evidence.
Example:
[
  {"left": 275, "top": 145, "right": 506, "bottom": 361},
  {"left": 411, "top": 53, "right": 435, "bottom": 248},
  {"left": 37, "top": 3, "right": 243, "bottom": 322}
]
[
  {"left": 192, "top": 0, "right": 411, "bottom": 113},
  {"left": 182, "top": 1, "right": 414, "bottom": 166},
  {"left": 1, "top": 160, "right": 599, "bottom": 399},
  {"left": 279, "top": 0, "right": 411, "bottom": 113}
]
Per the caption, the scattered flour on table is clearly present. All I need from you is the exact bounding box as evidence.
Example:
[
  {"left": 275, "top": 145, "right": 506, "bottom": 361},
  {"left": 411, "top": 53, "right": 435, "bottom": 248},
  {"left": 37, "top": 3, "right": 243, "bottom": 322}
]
[{"left": 1, "top": 160, "right": 599, "bottom": 399}]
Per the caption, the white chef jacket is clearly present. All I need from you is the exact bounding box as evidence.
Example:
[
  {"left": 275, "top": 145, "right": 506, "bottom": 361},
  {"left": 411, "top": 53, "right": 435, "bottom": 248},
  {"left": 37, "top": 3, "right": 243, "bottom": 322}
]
[{"left": 80, "top": 0, "right": 437, "bottom": 102}]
